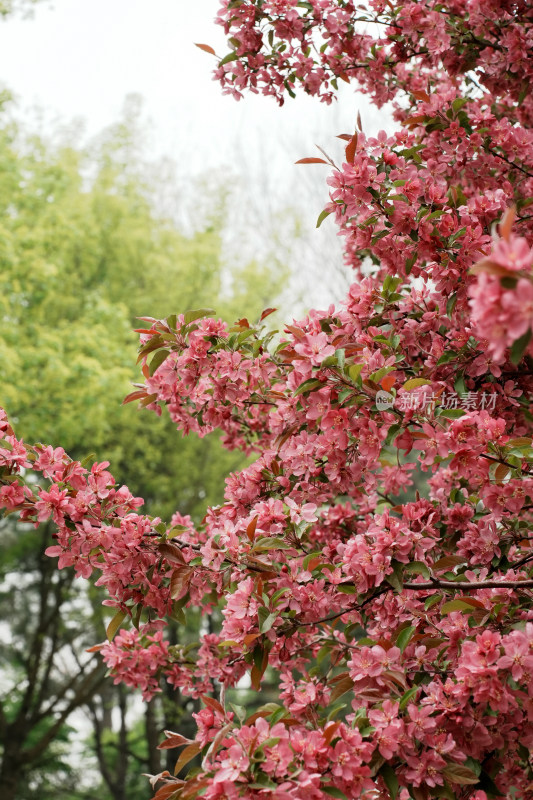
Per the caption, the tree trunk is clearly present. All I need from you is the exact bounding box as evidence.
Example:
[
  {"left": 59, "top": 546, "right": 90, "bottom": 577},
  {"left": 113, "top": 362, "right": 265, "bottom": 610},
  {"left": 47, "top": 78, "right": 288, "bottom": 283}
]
[
  {"left": 0, "top": 745, "right": 22, "bottom": 800},
  {"left": 145, "top": 698, "right": 162, "bottom": 777}
]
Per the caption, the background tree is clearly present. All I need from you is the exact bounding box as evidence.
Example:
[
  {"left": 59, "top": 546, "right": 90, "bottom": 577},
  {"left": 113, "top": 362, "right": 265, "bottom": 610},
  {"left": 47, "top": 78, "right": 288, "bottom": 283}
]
[{"left": 0, "top": 95, "right": 284, "bottom": 799}]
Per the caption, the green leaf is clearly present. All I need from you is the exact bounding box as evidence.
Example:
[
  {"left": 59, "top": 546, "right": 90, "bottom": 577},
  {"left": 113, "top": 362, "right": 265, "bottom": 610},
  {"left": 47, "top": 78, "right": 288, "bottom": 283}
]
[
  {"left": 80, "top": 452, "right": 97, "bottom": 468},
  {"left": 396, "top": 625, "right": 416, "bottom": 652},
  {"left": 448, "top": 226, "right": 466, "bottom": 245},
  {"left": 335, "top": 349, "right": 345, "bottom": 369},
  {"left": 438, "top": 408, "right": 466, "bottom": 419},
  {"left": 149, "top": 348, "right": 170, "bottom": 376},
  {"left": 316, "top": 208, "right": 333, "bottom": 228},
  {"left": 405, "top": 561, "right": 430, "bottom": 579},
  {"left": 478, "top": 769, "right": 505, "bottom": 798},
  {"left": 260, "top": 612, "right": 278, "bottom": 633},
  {"left": 386, "top": 561, "right": 403, "bottom": 592},
  {"left": 452, "top": 97, "right": 469, "bottom": 113},
  {"left": 321, "top": 787, "right": 348, "bottom": 799},
  {"left": 430, "top": 785, "right": 455, "bottom": 799},
  {"left": 379, "top": 763, "right": 399, "bottom": 799},
  {"left": 403, "top": 378, "right": 431, "bottom": 391},
  {"left": 183, "top": 307, "right": 216, "bottom": 325},
  {"left": 271, "top": 587, "right": 291, "bottom": 605},
  {"left": 399, "top": 685, "right": 418, "bottom": 710},
  {"left": 106, "top": 609, "right": 127, "bottom": 641},
  {"left": 436, "top": 350, "right": 457, "bottom": 366},
  {"left": 424, "top": 594, "right": 442, "bottom": 610},
  {"left": 446, "top": 293, "right": 458, "bottom": 317},
  {"left": 463, "top": 758, "right": 481, "bottom": 777},
  {"left": 441, "top": 599, "right": 477, "bottom": 614},
  {"left": 510, "top": 328, "right": 532, "bottom": 365},
  {"left": 294, "top": 378, "right": 324, "bottom": 396},
  {"left": 253, "top": 536, "right": 292, "bottom": 551},
  {"left": 500, "top": 276, "right": 517, "bottom": 289},
  {"left": 218, "top": 51, "right": 238, "bottom": 66},
  {"left": 369, "top": 365, "right": 395, "bottom": 383},
  {"left": 346, "top": 364, "right": 363, "bottom": 382}
]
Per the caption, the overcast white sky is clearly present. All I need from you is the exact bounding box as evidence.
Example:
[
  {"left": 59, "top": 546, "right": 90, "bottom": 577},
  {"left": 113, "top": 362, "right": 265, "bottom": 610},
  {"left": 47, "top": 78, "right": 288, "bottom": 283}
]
[{"left": 0, "top": 0, "right": 391, "bottom": 306}]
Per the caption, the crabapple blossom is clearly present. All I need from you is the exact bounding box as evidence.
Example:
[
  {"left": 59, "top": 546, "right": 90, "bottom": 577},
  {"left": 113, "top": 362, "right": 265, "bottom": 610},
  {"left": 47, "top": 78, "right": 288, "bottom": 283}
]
[{"left": 2, "top": 1, "right": 533, "bottom": 798}]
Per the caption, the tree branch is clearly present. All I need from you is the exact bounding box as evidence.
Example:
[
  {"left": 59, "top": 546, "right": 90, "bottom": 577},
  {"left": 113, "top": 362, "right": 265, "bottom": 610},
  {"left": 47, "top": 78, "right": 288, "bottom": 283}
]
[{"left": 403, "top": 578, "right": 533, "bottom": 590}]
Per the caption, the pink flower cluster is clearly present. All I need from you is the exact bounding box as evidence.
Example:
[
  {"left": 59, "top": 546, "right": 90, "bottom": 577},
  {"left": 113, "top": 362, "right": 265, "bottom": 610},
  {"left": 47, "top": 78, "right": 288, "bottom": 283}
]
[{"left": 3, "top": 1, "right": 533, "bottom": 798}]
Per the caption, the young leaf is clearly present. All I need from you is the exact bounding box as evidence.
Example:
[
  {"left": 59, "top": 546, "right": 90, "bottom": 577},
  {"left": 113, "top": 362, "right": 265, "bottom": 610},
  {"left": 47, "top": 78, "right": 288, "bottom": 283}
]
[
  {"left": 295, "top": 157, "right": 328, "bottom": 165},
  {"left": 106, "top": 609, "right": 127, "bottom": 642},
  {"left": 173, "top": 742, "right": 201, "bottom": 776},
  {"left": 170, "top": 567, "right": 193, "bottom": 600},
  {"left": 194, "top": 43, "right": 216, "bottom": 55},
  {"left": 316, "top": 208, "right": 333, "bottom": 228},
  {"left": 442, "top": 763, "right": 480, "bottom": 785}
]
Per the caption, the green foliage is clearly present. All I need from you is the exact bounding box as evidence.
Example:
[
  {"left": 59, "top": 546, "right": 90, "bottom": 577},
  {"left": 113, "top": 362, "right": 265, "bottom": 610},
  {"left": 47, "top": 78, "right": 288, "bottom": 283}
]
[
  {"left": 0, "top": 98, "right": 283, "bottom": 520},
  {"left": 0, "top": 99, "right": 285, "bottom": 798},
  {"left": 0, "top": 0, "right": 42, "bottom": 18}
]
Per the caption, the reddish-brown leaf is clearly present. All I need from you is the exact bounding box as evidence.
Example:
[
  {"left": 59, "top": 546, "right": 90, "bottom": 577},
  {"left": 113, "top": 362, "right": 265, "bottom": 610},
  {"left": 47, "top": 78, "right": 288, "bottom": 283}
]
[
  {"left": 246, "top": 516, "right": 258, "bottom": 542},
  {"left": 452, "top": 596, "right": 486, "bottom": 609},
  {"left": 469, "top": 257, "right": 514, "bottom": 276},
  {"left": 329, "top": 675, "right": 354, "bottom": 703},
  {"left": 170, "top": 567, "right": 193, "bottom": 600},
  {"left": 345, "top": 132, "right": 358, "bottom": 164},
  {"left": 410, "top": 786, "right": 430, "bottom": 800},
  {"left": 380, "top": 374, "right": 396, "bottom": 392},
  {"left": 295, "top": 157, "right": 328, "bottom": 165},
  {"left": 180, "top": 777, "right": 211, "bottom": 799},
  {"left": 500, "top": 204, "right": 516, "bottom": 242},
  {"left": 122, "top": 390, "right": 148, "bottom": 406},
  {"left": 173, "top": 742, "right": 201, "bottom": 776},
  {"left": 283, "top": 324, "right": 306, "bottom": 340},
  {"left": 157, "top": 733, "right": 191, "bottom": 750},
  {"left": 403, "top": 114, "right": 427, "bottom": 126},
  {"left": 194, "top": 42, "right": 216, "bottom": 55},
  {"left": 307, "top": 556, "right": 323, "bottom": 572},
  {"left": 260, "top": 307, "right": 277, "bottom": 321},
  {"left": 323, "top": 721, "right": 341, "bottom": 745},
  {"left": 139, "top": 393, "right": 158, "bottom": 408},
  {"left": 433, "top": 555, "right": 467, "bottom": 571},
  {"left": 412, "top": 90, "right": 430, "bottom": 101},
  {"left": 245, "top": 707, "right": 275, "bottom": 725},
  {"left": 150, "top": 783, "right": 183, "bottom": 800},
  {"left": 200, "top": 694, "right": 225, "bottom": 715},
  {"left": 442, "top": 763, "right": 480, "bottom": 785},
  {"left": 251, "top": 662, "right": 262, "bottom": 690},
  {"left": 494, "top": 463, "right": 510, "bottom": 482},
  {"left": 158, "top": 542, "right": 186, "bottom": 565}
]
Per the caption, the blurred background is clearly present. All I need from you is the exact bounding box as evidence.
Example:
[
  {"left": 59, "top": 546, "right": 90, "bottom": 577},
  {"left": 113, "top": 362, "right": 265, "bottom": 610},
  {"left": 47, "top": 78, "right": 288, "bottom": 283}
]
[{"left": 0, "top": 1, "right": 389, "bottom": 797}]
